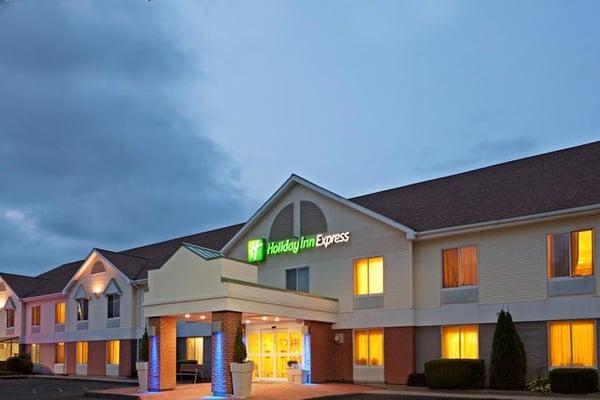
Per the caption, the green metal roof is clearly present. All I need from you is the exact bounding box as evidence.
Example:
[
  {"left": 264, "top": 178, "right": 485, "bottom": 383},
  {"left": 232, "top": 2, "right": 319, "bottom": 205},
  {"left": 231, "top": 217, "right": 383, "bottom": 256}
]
[{"left": 182, "top": 242, "right": 223, "bottom": 260}]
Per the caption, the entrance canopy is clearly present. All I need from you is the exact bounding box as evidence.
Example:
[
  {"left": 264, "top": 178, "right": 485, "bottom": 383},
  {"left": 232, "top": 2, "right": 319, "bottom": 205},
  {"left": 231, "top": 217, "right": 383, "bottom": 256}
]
[{"left": 143, "top": 243, "right": 338, "bottom": 323}]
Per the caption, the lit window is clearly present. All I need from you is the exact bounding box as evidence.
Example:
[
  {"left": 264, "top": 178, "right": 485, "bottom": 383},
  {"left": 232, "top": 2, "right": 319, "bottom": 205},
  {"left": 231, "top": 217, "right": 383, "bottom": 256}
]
[
  {"left": 354, "top": 257, "right": 383, "bottom": 295},
  {"left": 31, "top": 344, "right": 40, "bottom": 363},
  {"left": 55, "top": 302, "right": 66, "bottom": 325},
  {"left": 31, "top": 305, "right": 41, "bottom": 326},
  {"left": 549, "top": 320, "right": 596, "bottom": 368},
  {"left": 6, "top": 309, "right": 15, "bottom": 328},
  {"left": 186, "top": 337, "right": 204, "bottom": 363},
  {"left": 55, "top": 343, "right": 65, "bottom": 364},
  {"left": 286, "top": 267, "right": 309, "bottom": 292},
  {"left": 548, "top": 229, "right": 593, "bottom": 278},
  {"left": 354, "top": 329, "right": 383, "bottom": 366},
  {"left": 107, "top": 294, "right": 120, "bottom": 319},
  {"left": 442, "top": 325, "right": 479, "bottom": 359},
  {"left": 107, "top": 340, "right": 120, "bottom": 365},
  {"left": 442, "top": 246, "right": 478, "bottom": 288},
  {"left": 76, "top": 341, "right": 88, "bottom": 365},
  {"left": 77, "top": 298, "right": 89, "bottom": 321}
]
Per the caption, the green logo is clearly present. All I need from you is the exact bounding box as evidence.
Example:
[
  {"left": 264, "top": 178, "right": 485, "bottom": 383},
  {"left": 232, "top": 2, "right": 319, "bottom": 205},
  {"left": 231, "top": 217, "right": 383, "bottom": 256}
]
[{"left": 247, "top": 238, "right": 266, "bottom": 263}]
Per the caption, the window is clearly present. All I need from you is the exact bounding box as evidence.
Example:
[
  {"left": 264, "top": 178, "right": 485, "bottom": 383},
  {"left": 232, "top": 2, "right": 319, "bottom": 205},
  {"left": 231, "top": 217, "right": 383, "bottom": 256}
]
[
  {"left": 107, "top": 340, "right": 120, "bottom": 365},
  {"left": 354, "top": 329, "right": 383, "bottom": 366},
  {"left": 186, "top": 337, "right": 204, "bottom": 363},
  {"left": 286, "top": 267, "right": 309, "bottom": 292},
  {"left": 55, "top": 302, "right": 66, "bottom": 325},
  {"left": 107, "top": 294, "right": 120, "bottom": 319},
  {"left": 91, "top": 261, "right": 105, "bottom": 274},
  {"left": 548, "top": 229, "right": 593, "bottom": 278},
  {"left": 55, "top": 342, "right": 65, "bottom": 364},
  {"left": 442, "top": 325, "right": 479, "bottom": 359},
  {"left": 77, "top": 298, "right": 89, "bottom": 321},
  {"left": 354, "top": 256, "right": 383, "bottom": 296},
  {"left": 549, "top": 320, "right": 596, "bottom": 368},
  {"left": 31, "top": 305, "right": 41, "bottom": 326},
  {"left": 76, "top": 342, "right": 88, "bottom": 365},
  {"left": 442, "top": 246, "right": 478, "bottom": 288},
  {"left": 31, "top": 344, "right": 40, "bottom": 363},
  {"left": 6, "top": 309, "right": 14, "bottom": 328}
]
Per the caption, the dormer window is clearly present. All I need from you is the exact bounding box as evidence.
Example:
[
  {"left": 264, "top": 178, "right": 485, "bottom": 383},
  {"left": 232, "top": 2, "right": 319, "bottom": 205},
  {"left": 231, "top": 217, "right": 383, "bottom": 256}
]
[
  {"left": 6, "top": 309, "right": 14, "bottom": 328},
  {"left": 77, "top": 298, "right": 89, "bottom": 321},
  {"left": 107, "top": 294, "right": 120, "bottom": 319}
]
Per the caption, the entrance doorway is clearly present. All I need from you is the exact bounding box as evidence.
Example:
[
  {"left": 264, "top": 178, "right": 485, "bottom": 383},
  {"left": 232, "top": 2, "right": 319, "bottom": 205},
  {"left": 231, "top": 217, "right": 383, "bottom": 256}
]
[{"left": 247, "top": 327, "right": 303, "bottom": 381}]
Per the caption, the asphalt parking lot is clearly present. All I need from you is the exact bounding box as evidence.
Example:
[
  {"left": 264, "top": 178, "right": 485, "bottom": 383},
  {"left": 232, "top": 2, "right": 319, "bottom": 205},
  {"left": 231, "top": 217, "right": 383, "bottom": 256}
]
[
  {"left": 0, "top": 377, "right": 133, "bottom": 400},
  {"left": 315, "top": 395, "right": 500, "bottom": 400}
]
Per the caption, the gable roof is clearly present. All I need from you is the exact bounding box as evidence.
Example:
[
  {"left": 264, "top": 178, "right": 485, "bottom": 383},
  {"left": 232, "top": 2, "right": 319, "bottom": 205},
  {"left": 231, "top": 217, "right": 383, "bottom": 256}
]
[
  {"left": 350, "top": 141, "right": 600, "bottom": 231},
  {"left": 0, "top": 272, "right": 48, "bottom": 298}
]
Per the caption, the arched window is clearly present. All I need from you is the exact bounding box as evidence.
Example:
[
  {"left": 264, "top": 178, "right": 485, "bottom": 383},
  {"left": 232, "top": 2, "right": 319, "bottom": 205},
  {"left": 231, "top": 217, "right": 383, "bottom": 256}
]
[
  {"left": 269, "top": 203, "right": 294, "bottom": 241},
  {"left": 300, "top": 201, "right": 327, "bottom": 235}
]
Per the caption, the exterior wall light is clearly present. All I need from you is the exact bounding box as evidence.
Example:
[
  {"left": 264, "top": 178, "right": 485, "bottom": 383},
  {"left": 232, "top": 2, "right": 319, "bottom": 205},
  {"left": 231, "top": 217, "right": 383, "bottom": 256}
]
[{"left": 184, "top": 313, "right": 191, "bottom": 319}]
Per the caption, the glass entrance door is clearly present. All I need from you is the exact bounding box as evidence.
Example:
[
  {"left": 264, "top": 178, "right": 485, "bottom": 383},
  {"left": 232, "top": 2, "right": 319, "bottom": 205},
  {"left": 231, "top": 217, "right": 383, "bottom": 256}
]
[{"left": 247, "top": 327, "right": 303, "bottom": 381}]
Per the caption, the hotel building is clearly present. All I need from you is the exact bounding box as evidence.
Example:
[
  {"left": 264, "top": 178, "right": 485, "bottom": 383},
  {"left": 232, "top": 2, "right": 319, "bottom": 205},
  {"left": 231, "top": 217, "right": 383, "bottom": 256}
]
[{"left": 1, "top": 142, "right": 599, "bottom": 394}]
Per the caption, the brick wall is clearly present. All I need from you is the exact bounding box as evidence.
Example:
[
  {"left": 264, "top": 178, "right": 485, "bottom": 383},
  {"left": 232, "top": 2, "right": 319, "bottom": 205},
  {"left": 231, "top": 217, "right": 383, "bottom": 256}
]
[
  {"left": 119, "top": 339, "right": 135, "bottom": 377},
  {"left": 88, "top": 340, "right": 107, "bottom": 376},
  {"left": 384, "top": 326, "right": 415, "bottom": 384},
  {"left": 305, "top": 320, "right": 332, "bottom": 383},
  {"left": 330, "top": 329, "right": 353, "bottom": 382},
  {"left": 211, "top": 311, "right": 241, "bottom": 395},
  {"left": 65, "top": 342, "right": 76, "bottom": 375},
  {"left": 149, "top": 316, "right": 177, "bottom": 391}
]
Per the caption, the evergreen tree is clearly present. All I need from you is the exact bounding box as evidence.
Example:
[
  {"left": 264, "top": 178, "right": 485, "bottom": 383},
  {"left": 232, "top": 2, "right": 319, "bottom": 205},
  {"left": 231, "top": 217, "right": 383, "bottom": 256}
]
[
  {"left": 490, "top": 310, "right": 527, "bottom": 389},
  {"left": 233, "top": 327, "right": 247, "bottom": 363},
  {"left": 139, "top": 326, "right": 149, "bottom": 362}
]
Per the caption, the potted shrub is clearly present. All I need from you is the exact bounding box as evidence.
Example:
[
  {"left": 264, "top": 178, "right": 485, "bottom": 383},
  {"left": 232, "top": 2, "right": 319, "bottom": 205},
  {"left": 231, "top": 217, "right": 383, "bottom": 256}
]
[
  {"left": 287, "top": 360, "right": 302, "bottom": 384},
  {"left": 136, "top": 327, "right": 150, "bottom": 391},
  {"left": 230, "top": 327, "right": 254, "bottom": 398}
]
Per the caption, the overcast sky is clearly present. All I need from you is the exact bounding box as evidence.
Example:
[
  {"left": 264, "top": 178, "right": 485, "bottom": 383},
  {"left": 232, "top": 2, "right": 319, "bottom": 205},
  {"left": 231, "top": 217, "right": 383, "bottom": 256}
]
[{"left": 1, "top": 0, "right": 599, "bottom": 275}]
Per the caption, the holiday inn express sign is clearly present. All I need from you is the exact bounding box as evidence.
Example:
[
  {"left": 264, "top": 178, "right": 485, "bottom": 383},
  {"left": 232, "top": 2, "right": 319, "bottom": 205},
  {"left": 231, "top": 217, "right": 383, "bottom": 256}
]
[{"left": 247, "top": 232, "right": 351, "bottom": 263}]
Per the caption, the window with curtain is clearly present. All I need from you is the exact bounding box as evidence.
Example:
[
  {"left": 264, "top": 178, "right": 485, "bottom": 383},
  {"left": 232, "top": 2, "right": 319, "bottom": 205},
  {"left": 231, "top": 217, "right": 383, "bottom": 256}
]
[
  {"left": 55, "top": 302, "right": 66, "bottom": 325},
  {"left": 286, "top": 267, "right": 309, "bottom": 292},
  {"left": 55, "top": 343, "right": 65, "bottom": 364},
  {"left": 549, "top": 320, "right": 596, "bottom": 368},
  {"left": 442, "top": 325, "right": 479, "bottom": 359},
  {"left": 31, "top": 305, "right": 41, "bottom": 326},
  {"left": 107, "top": 340, "right": 120, "bottom": 365},
  {"left": 107, "top": 294, "right": 120, "bottom": 319},
  {"left": 6, "top": 309, "right": 14, "bottom": 328},
  {"left": 442, "top": 246, "right": 478, "bottom": 288},
  {"left": 31, "top": 344, "right": 40, "bottom": 363},
  {"left": 354, "top": 257, "right": 384, "bottom": 296},
  {"left": 186, "top": 337, "right": 204, "bottom": 363},
  {"left": 547, "top": 229, "right": 593, "bottom": 278},
  {"left": 77, "top": 298, "right": 89, "bottom": 321},
  {"left": 354, "top": 329, "right": 383, "bottom": 366},
  {"left": 76, "top": 341, "right": 88, "bottom": 365}
]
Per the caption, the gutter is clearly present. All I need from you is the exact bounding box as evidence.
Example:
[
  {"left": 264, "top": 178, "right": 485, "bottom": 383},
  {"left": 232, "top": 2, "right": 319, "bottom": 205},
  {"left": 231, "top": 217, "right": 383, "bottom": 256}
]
[
  {"left": 22, "top": 292, "right": 66, "bottom": 303},
  {"left": 416, "top": 203, "right": 600, "bottom": 240}
]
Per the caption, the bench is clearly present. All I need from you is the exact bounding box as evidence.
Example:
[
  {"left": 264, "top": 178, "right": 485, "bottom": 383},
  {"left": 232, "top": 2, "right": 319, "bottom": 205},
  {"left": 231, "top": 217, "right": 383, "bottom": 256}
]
[{"left": 178, "top": 363, "right": 203, "bottom": 384}]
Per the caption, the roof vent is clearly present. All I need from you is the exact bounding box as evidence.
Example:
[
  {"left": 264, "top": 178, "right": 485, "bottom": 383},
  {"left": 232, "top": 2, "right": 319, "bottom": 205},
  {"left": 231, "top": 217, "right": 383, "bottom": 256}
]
[{"left": 91, "top": 261, "right": 105, "bottom": 274}]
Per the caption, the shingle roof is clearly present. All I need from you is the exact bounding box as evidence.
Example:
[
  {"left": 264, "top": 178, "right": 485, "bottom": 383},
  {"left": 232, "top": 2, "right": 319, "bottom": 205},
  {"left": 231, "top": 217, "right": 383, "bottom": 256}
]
[
  {"left": 0, "top": 272, "right": 49, "bottom": 298},
  {"left": 351, "top": 141, "right": 600, "bottom": 231}
]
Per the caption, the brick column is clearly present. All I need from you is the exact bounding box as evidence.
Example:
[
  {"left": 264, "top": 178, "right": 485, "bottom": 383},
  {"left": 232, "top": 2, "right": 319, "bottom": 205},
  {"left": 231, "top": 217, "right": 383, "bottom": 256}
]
[
  {"left": 330, "top": 329, "right": 353, "bottom": 382},
  {"left": 65, "top": 342, "right": 76, "bottom": 375},
  {"left": 148, "top": 316, "right": 177, "bottom": 391},
  {"left": 305, "top": 320, "right": 332, "bottom": 383},
  {"left": 211, "top": 311, "right": 242, "bottom": 396},
  {"left": 384, "top": 326, "right": 415, "bottom": 384},
  {"left": 87, "top": 341, "right": 107, "bottom": 376}
]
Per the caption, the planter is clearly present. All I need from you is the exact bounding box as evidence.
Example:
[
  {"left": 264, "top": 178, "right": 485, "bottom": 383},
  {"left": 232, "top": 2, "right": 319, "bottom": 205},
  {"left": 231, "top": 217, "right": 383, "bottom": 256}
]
[
  {"left": 230, "top": 361, "right": 254, "bottom": 399},
  {"left": 136, "top": 362, "right": 148, "bottom": 391}
]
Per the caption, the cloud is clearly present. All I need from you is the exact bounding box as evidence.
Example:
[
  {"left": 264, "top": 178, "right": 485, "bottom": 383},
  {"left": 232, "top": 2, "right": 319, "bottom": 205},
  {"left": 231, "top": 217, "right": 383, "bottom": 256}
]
[{"left": 0, "top": 1, "right": 249, "bottom": 274}]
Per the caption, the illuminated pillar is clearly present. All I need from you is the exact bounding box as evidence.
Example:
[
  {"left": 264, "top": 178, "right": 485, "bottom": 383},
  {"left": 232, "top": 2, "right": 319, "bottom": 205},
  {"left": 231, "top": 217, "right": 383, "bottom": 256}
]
[
  {"left": 148, "top": 316, "right": 176, "bottom": 391},
  {"left": 211, "top": 311, "right": 242, "bottom": 396}
]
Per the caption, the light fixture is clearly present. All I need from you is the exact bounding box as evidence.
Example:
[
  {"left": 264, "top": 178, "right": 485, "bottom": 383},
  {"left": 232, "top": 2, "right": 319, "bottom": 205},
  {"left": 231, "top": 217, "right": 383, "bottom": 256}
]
[
  {"left": 244, "top": 320, "right": 251, "bottom": 324},
  {"left": 274, "top": 317, "right": 280, "bottom": 322},
  {"left": 261, "top": 316, "right": 268, "bottom": 321},
  {"left": 200, "top": 315, "right": 206, "bottom": 320},
  {"left": 184, "top": 313, "right": 191, "bottom": 319}
]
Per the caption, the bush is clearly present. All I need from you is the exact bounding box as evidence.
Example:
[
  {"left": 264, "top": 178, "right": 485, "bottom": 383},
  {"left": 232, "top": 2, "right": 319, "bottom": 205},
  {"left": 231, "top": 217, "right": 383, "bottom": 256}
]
[
  {"left": 233, "top": 327, "right": 247, "bottom": 363},
  {"left": 490, "top": 310, "right": 527, "bottom": 389},
  {"left": 139, "top": 327, "right": 149, "bottom": 362},
  {"left": 527, "top": 376, "right": 551, "bottom": 394},
  {"left": 424, "top": 359, "right": 485, "bottom": 389},
  {"left": 407, "top": 372, "right": 426, "bottom": 386},
  {"left": 549, "top": 368, "right": 598, "bottom": 394},
  {"left": 6, "top": 353, "right": 33, "bottom": 374}
]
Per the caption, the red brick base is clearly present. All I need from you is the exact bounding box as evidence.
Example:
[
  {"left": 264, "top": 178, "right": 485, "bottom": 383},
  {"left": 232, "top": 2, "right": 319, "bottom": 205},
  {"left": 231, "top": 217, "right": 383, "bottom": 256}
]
[
  {"left": 384, "top": 326, "right": 415, "bottom": 384},
  {"left": 88, "top": 341, "right": 107, "bottom": 376},
  {"left": 149, "top": 316, "right": 177, "bottom": 391},
  {"left": 65, "top": 342, "right": 76, "bottom": 375},
  {"left": 330, "top": 329, "right": 353, "bottom": 382},
  {"left": 211, "top": 311, "right": 242, "bottom": 396},
  {"left": 305, "top": 320, "right": 332, "bottom": 383}
]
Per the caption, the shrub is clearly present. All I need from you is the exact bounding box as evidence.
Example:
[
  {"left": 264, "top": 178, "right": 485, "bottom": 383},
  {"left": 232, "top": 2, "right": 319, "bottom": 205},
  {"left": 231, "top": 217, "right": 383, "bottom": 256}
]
[
  {"left": 6, "top": 353, "right": 33, "bottom": 374},
  {"left": 424, "top": 359, "right": 485, "bottom": 389},
  {"left": 527, "top": 375, "right": 551, "bottom": 394},
  {"left": 490, "top": 310, "right": 527, "bottom": 389},
  {"left": 549, "top": 368, "right": 599, "bottom": 394},
  {"left": 407, "top": 372, "right": 426, "bottom": 387},
  {"left": 139, "top": 326, "right": 149, "bottom": 362},
  {"left": 233, "top": 327, "right": 247, "bottom": 363}
]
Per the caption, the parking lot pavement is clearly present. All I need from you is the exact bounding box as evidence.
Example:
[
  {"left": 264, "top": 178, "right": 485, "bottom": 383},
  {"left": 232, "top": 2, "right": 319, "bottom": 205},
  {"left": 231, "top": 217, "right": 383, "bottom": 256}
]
[
  {"left": 0, "top": 377, "right": 134, "bottom": 400},
  {"left": 315, "top": 395, "right": 500, "bottom": 400}
]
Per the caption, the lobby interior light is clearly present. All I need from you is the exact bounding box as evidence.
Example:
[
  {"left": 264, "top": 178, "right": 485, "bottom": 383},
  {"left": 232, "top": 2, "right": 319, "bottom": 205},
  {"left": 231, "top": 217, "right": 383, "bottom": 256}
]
[
  {"left": 261, "top": 316, "right": 268, "bottom": 321},
  {"left": 200, "top": 315, "right": 206, "bottom": 320},
  {"left": 244, "top": 320, "right": 251, "bottom": 324},
  {"left": 274, "top": 317, "right": 280, "bottom": 322},
  {"left": 184, "top": 313, "right": 191, "bottom": 319}
]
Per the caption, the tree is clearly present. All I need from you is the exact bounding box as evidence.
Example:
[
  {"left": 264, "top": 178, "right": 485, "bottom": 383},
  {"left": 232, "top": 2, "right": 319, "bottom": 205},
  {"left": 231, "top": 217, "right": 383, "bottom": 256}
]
[
  {"left": 233, "top": 326, "right": 247, "bottom": 363},
  {"left": 139, "top": 326, "right": 149, "bottom": 362},
  {"left": 490, "top": 310, "right": 527, "bottom": 389}
]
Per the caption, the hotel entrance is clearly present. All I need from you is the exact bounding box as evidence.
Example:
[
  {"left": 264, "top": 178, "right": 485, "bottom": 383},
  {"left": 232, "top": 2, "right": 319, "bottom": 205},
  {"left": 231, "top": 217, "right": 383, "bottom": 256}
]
[{"left": 246, "top": 322, "right": 304, "bottom": 381}]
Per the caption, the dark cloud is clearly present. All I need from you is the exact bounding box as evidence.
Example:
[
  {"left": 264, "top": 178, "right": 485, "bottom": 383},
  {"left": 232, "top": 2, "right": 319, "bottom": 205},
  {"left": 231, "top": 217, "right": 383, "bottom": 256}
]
[{"left": 0, "top": 1, "right": 249, "bottom": 274}]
